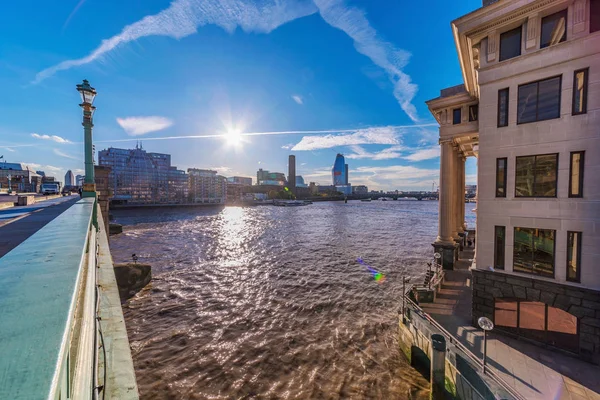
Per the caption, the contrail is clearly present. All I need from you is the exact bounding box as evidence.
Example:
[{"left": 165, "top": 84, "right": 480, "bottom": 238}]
[{"left": 92, "top": 123, "right": 439, "bottom": 144}]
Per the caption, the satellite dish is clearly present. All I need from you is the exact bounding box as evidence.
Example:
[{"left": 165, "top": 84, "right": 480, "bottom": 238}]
[
  {"left": 434, "top": 252, "right": 442, "bottom": 259},
  {"left": 478, "top": 317, "right": 494, "bottom": 331}
]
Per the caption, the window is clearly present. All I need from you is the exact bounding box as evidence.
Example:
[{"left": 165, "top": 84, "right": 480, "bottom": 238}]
[
  {"left": 515, "top": 154, "right": 558, "bottom": 197},
  {"left": 517, "top": 76, "right": 561, "bottom": 124},
  {"left": 567, "top": 231, "right": 582, "bottom": 282},
  {"left": 469, "top": 104, "right": 479, "bottom": 122},
  {"left": 496, "top": 158, "right": 507, "bottom": 197},
  {"left": 453, "top": 108, "right": 462, "bottom": 125},
  {"left": 569, "top": 151, "right": 584, "bottom": 197},
  {"left": 540, "top": 10, "right": 567, "bottom": 48},
  {"left": 513, "top": 227, "right": 555, "bottom": 278},
  {"left": 592, "top": 0, "right": 600, "bottom": 33},
  {"left": 499, "top": 26, "right": 522, "bottom": 61},
  {"left": 497, "top": 88, "right": 509, "bottom": 127},
  {"left": 572, "top": 68, "right": 588, "bottom": 115},
  {"left": 494, "top": 226, "right": 505, "bottom": 270}
]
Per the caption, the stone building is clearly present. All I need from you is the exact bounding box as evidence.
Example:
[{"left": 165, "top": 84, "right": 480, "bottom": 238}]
[
  {"left": 428, "top": 0, "right": 600, "bottom": 362},
  {"left": 188, "top": 169, "right": 227, "bottom": 204}
]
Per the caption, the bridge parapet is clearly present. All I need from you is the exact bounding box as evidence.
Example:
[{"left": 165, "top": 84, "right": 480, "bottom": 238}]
[{"left": 0, "top": 198, "right": 138, "bottom": 399}]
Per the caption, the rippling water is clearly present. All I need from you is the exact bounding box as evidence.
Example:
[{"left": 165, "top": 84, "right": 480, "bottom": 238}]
[{"left": 110, "top": 200, "right": 475, "bottom": 400}]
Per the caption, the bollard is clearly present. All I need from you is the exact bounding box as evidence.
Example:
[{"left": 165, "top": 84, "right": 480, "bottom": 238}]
[{"left": 430, "top": 334, "right": 446, "bottom": 400}]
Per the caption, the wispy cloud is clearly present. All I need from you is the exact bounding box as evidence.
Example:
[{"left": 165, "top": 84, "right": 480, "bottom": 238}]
[
  {"left": 291, "top": 126, "right": 401, "bottom": 151},
  {"left": 292, "top": 95, "right": 303, "bottom": 105},
  {"left": 352, "top": 165, "right": 439, "bottom": 190},
  {"left": 313, "top": 0, "right": 419, "bottom": 121},
  {"left": 403, "top": 147, "right": 440, "bottom": 162},
  {"left": 210, "top": 166, "right": 232, "bottom": 175},
  {"left": 281, "top": 143, "right": 294, "bottom": 150},
  {"left": 31, "top": 133, "right": 71, "bottom": 143},
  {"left": 1, "top": 147, "right": 16, "bottom": 153},
  {"left": 33, "top": 0, "right": 418, "bottom": 122},
  {"left": 116, "top": 116, "right": 173, "bottom": 136},
  {"left": 53, "top": 148, "right": 81, "bottom": 161},
  {"left": 33, "top": 0, "right": 318, "bottom": 84},
  {"left": 345, "top": 145, "right": 405, "bottom": 160}
]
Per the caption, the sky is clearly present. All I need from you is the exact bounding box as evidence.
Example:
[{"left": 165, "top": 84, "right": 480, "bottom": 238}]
[{"left": 0, "top": 0, "right": 480, "bottom": 190}]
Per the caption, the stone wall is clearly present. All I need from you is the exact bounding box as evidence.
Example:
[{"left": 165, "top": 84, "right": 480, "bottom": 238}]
[{"left": 472, "top": 269, "right": 600, "bottom": 364}]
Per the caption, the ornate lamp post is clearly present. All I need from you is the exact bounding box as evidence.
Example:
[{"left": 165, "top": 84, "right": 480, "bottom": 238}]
[
  {"left": 478, "top": 316, "right": 494, "bottom": 373},
  {"left": 76, "top": 80, "right": 97, "bottom": 198}
]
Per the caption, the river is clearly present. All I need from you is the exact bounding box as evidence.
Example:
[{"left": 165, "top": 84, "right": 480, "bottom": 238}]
[{"left": 110, "top": 200, "right": 475, "bottom": 399}]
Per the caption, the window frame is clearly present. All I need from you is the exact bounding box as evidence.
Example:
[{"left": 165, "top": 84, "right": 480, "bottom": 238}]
[
  {"left": 568, "top": 151, "right": 585, "bottom": 198},
  {"left": 494, "top": 226, "right": 506, "bottom": 270},
  {"left": 453, "top": 108, "right": 462, "bottom": 125},
  {"left": 515, "top": 153, "right": 559, "bottom": 198},
  {"left": 499, "top": 26, "right": 523, "bottom": 62},
  {"left": 513, "top": 227, "right": 557, "bottom": 278},
  {"left": 517, "top": 75, "right": 562, "bottom": 125},
  {"left": 540, "top": 9, "right": 568, "bottom": 49},
  {"left": 566, "top": 231, "right": 582, "bottom": 283},
  {"left": 496, "top": 157, "right": 508, "bottom": 198},
  {"left": 497, "top": 88, "right": 509, "bottom": 127},
  {"left": 572, "top": 68, "right": 589, "bottom": 116}
]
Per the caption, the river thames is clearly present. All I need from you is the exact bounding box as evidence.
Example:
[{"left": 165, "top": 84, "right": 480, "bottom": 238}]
[{"left": 111, "top": 200, "right": 475, "bottom": 399}]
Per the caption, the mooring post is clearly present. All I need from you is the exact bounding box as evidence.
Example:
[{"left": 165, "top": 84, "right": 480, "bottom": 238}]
[{"left": 430, "top": 333, "right": 446, "bottom": 400}]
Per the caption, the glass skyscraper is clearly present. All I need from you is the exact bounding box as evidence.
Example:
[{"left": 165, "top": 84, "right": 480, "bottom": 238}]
[{"left": 332, "top": 154, "right": 346, "bottom": 186}]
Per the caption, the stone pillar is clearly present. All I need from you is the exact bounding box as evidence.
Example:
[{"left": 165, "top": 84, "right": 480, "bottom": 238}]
[
  {"left": 461, "top": 155, "right": 467, "bottom": 231},
  {"left": 433, "top": 140, "right": 458, "bottom": 269},
  {"left": 450, "top": 145, "right": 459, "bottom": 241},
  {"left": 430, "top": 334, "right": 447, "bottom": 400},
  {"left": 455, "top": 149, "right": 464, "bottom": 237}
]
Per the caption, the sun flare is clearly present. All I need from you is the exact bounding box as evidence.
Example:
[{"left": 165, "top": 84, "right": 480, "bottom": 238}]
[{"left": 224, "top": 128, "right": 243, "bottom": 147}]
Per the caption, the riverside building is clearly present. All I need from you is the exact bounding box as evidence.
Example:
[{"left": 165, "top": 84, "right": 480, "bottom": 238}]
[
  {"left": 428, "top": 0, "right": 600, "bottom": 362},
  {"left": 332, "top": 153, "right": 352, "bottom": 195},
  {"left": 188, "top": 169, "right": 227, "bottom": 204},
  {"left": 98, "top": 146, "right": 188, "bottom": 205}
]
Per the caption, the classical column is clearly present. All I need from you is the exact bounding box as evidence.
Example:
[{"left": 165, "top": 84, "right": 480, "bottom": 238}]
[
  {"left": 450, "top": 145, "right": 460, "bottom": 240},
  {"left": 435, "top": 139, "right": 455, "bottom": 245},
  {"left": 460, "top": 155, "right": 467, "bottom": 231},
  {"left": 455, "top": 150, "right": 465, "bottom": 236}
]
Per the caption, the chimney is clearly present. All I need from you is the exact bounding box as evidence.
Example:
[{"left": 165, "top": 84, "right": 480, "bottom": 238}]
[{"left": 288, "top": 155, "right": 296, "bottom": 195}]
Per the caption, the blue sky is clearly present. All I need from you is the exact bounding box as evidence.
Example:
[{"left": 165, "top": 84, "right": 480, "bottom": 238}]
[{"left": 0, "top": 0, "right": 479, "bottom": 190}]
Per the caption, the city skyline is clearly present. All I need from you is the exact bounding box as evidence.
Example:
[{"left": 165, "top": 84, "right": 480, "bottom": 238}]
[{"left": 0, "top": 0, "right": 479, "bottom": 190}]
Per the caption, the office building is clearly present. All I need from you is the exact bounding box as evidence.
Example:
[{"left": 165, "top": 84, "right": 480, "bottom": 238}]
[
  {"left": 76, "top": 175, "right": 84, "bottom": 187},
  {"left": 257, "top": 169, "right": 286, "bottom": 186},
  {"left": 98, "top": 146, "right": 188, "bottom": 204},
  {"left": 64, "top": 170, "right": 74, "bottom": 187},
  {"left": 427, "top": 0, "right": 600, "bottom": 361},
  {"left": 0, "top": 163, "right": 41, "bottom": 193},
  {"left": 188, "top": 169, "right": 227, "bottom": 204},
  {"left": 227, "top": 176, "right": 252, "bottom": 186},
  {"left": 295, "top": 176, "right": 308, "bottom": 188},
  {"left": 332, "top": 154, "right": 351, "bottom": 195}
]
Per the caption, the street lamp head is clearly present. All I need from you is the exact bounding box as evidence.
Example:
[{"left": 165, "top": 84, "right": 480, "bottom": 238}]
[
  {"left": 434, "top": 252, "right": 442, "bottom": 259},
  {"left": 76, "top": 79, "right": 97, "bottom": 105},
  {"left": 478, "top": 316, "right": 494, "bottom": 331}
]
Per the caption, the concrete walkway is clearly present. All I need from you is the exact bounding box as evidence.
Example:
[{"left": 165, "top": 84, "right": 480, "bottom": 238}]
[
  {"left": 421, "top": 247, "right": 600, "bottom": 400},
  {"left": 0, "top": 196, "right": 79, "bottom": 258}
]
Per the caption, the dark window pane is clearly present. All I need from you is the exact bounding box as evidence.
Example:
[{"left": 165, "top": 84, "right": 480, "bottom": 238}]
[
  {"left": 517, "top": 82, "right": 538, "bottom": 124},
  {"left": 496, "top": 158, "right": 507, "bottom": 197},
  {"left": 532, "top": 229, "right": 555, "bottom": 277},
  {"left": 453, "top": 108, "right": 462, "bottom": 125},
  {"left": 514, "top": 227, "right": 535, "bottom": 273},
  {"left": 533, "top": 154, "right": 557, "bottom": 197},
  {"left": 469, "top": 104, "right": 478, "bottom": 121},
  {"left": 494, "top": 226, "right": 505, "bottom": 269},
  {"left": 540, "top": 10, "right": 567, "bottom": 48},
  {"left": 567, "top": 231, "right": 581, "bottom": 282},
  {"left": 592, "top": 0, "right": 600, "bottom": 33},
  {"left": 513, "top": 227, "right": 555, "bottom": 277},
  {"left": 569, "top": 151, "right": 584, "bottom": 197},
  {"left": 500, "top": 26, "right": 522, "bottom": 61},
  {"left": 537, "top": 77, "right": 561, "bottom": 120},
  {"left": 498, "top": 89, "right": 509, "bottom": 127},
  {"left": 515, "top": 156, "right": 535, "bottom": 197},
  {"left": 573, "top": 69, "right": 588, "bottom": 115},
  {"left": 547, "top": 306, "right": 579, "bottom": 353}
]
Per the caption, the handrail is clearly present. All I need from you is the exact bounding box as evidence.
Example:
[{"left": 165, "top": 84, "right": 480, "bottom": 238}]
[{"left": 403, "top": 293, "right": 526, "bottom": 400}]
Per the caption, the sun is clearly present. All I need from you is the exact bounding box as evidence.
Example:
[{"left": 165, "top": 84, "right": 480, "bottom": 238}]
[{"left": 224, "top": 128, "right": 243, "bottom": 147}]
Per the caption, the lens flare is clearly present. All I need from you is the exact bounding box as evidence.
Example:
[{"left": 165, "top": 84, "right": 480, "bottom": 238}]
[{"left": 357, "top": 257, "right": 386, "bottom": 283}]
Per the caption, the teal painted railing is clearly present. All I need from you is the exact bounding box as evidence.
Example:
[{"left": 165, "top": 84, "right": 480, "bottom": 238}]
[{"left": 0, "top": 198, "right": 99, "bottom": 399}]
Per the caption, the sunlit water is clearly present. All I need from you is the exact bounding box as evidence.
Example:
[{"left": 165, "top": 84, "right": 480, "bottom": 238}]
[{"left": 110, "top": 200, "right": 475, "bottom": 400}]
